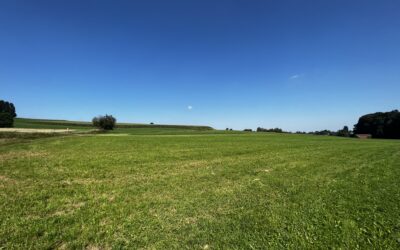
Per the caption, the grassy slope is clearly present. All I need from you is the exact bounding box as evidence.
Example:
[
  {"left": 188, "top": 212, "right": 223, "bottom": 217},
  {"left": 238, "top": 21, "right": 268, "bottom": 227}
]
[
  {"left": 1, "top": 132, "right": 399, "bottom": 249},
  {"left": 13, "top": 118, "right": 92, "bottom": 130},
  {"left": 14, "top": 118, "right": 214, "bottom": 133},
  {"left": 13, "top": 118, "right": 234, "bottom": 135}
]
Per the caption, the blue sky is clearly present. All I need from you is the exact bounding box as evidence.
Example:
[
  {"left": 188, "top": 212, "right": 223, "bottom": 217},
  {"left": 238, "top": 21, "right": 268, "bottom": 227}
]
[{"left": 1, "top": 0, "right": 399, "bottom": 131}]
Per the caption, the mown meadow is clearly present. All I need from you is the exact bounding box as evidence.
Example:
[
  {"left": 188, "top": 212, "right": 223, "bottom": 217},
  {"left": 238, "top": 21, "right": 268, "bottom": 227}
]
[{"left": 1, "top": 120, "right": 400, "bottom": 249}]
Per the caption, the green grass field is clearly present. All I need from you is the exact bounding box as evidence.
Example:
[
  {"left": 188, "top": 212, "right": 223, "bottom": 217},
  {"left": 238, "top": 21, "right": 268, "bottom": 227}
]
[{"left": 1, "top": 119, "right": 400, "bottom": 249}]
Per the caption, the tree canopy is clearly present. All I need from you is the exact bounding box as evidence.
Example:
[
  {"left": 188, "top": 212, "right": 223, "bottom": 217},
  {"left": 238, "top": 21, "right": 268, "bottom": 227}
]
[
  {"left": 354, "top": 110, "right": 400, "bottom": 139},
  {"left": 0, "top": 100, "right": 16, "bottom": 118},
  {"left": 0, "top": 100, "right": 16, "bottom": 127},
  {"left": 92, "top": 115, "right": 117, "bottom": 130}
]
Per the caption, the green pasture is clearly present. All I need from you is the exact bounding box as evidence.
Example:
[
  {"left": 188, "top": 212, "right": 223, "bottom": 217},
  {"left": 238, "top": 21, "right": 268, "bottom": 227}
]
[{"left": 1, "top": 120, "right": 400, "bottom": 249}]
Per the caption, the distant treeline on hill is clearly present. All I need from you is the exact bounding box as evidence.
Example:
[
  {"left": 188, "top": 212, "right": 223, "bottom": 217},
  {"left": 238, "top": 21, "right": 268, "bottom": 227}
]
[
  {"left": 257, "top": 127, "right": 284, "bottom": 133},
  {"left": 255, "top": 127, "right": 351, "bottom": 137}
]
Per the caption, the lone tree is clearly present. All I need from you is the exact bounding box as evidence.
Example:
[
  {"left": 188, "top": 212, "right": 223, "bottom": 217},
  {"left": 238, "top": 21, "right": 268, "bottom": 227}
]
[
  {"left": 0, "top": 100, "right": 16, "bottom": 127},
  {"left": 92, "top": 115, "right": 116, "bottom": 130}
]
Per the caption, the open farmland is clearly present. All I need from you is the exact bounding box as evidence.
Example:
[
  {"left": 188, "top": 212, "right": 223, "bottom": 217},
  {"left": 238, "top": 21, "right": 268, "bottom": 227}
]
[
  {"left": 1, "top": 122, "right": 400, "bottom": 249},
  {"left": 3, "top": 0, "right": 400, "bottom": 248}
]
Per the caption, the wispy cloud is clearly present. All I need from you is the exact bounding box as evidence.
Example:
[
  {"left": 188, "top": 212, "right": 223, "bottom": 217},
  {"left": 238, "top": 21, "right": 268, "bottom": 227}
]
[
  {"left": 187, "top": 105, "right": 193, "bottom": 110},
  {"left": 289, "top": 74, "right": 301, "bottom": 80}
]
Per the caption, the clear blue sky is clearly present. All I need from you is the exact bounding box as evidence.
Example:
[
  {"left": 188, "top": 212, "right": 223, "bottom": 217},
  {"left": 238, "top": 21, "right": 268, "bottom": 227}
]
[{"left": 1, "top": 0, "right": 399, "bottom": 131}]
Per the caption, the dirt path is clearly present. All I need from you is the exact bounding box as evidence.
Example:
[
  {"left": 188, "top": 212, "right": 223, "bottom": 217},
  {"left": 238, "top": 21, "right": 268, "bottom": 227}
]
[{"left": 0, "top": 128, "right": 74, "bottom": 133}]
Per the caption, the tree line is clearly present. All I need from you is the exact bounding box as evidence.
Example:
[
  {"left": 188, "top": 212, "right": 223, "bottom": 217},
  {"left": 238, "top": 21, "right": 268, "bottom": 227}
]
[
  {"left": 253, "top": 110, "right": 399, "bottom": 139},
  {"left": 251, "top": 125, "right": 350, "bottom": 137}
]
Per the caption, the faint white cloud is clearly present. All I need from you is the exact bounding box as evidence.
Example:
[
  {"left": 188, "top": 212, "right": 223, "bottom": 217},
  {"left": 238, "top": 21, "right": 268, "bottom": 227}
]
[
  {"left": 289, "top": 74, "right": 301, "bottom": 80},
  {"left": 187, "top": 105, "right": 193, "bottom": 110}
]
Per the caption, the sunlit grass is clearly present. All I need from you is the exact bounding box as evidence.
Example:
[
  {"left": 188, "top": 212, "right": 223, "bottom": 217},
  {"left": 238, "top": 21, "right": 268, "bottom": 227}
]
[{"left": 1, "top": 131, "right": 399, "bottom": 248}]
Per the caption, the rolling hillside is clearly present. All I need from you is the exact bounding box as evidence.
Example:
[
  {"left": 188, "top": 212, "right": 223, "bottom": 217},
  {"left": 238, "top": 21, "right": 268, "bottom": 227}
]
[{"left": 14, "top": 118, "right": 214, "bottom": 132}]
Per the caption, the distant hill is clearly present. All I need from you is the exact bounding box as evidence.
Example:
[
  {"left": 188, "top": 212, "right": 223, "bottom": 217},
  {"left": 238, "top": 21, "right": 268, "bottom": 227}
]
[{"left": 14, "top": 118, "right": 214, "bottom": 131}]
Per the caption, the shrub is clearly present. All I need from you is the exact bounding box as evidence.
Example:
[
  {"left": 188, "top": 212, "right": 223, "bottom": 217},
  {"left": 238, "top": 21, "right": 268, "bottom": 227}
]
[
  {"left": 92, "top": 115, "right": 116, "bottom": 130},
  {"left": 0, "top": 112, "right": 14, "bottom": 127},
  {"left": 244, "top": 129, "right": 252, "bottom": 132}
]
